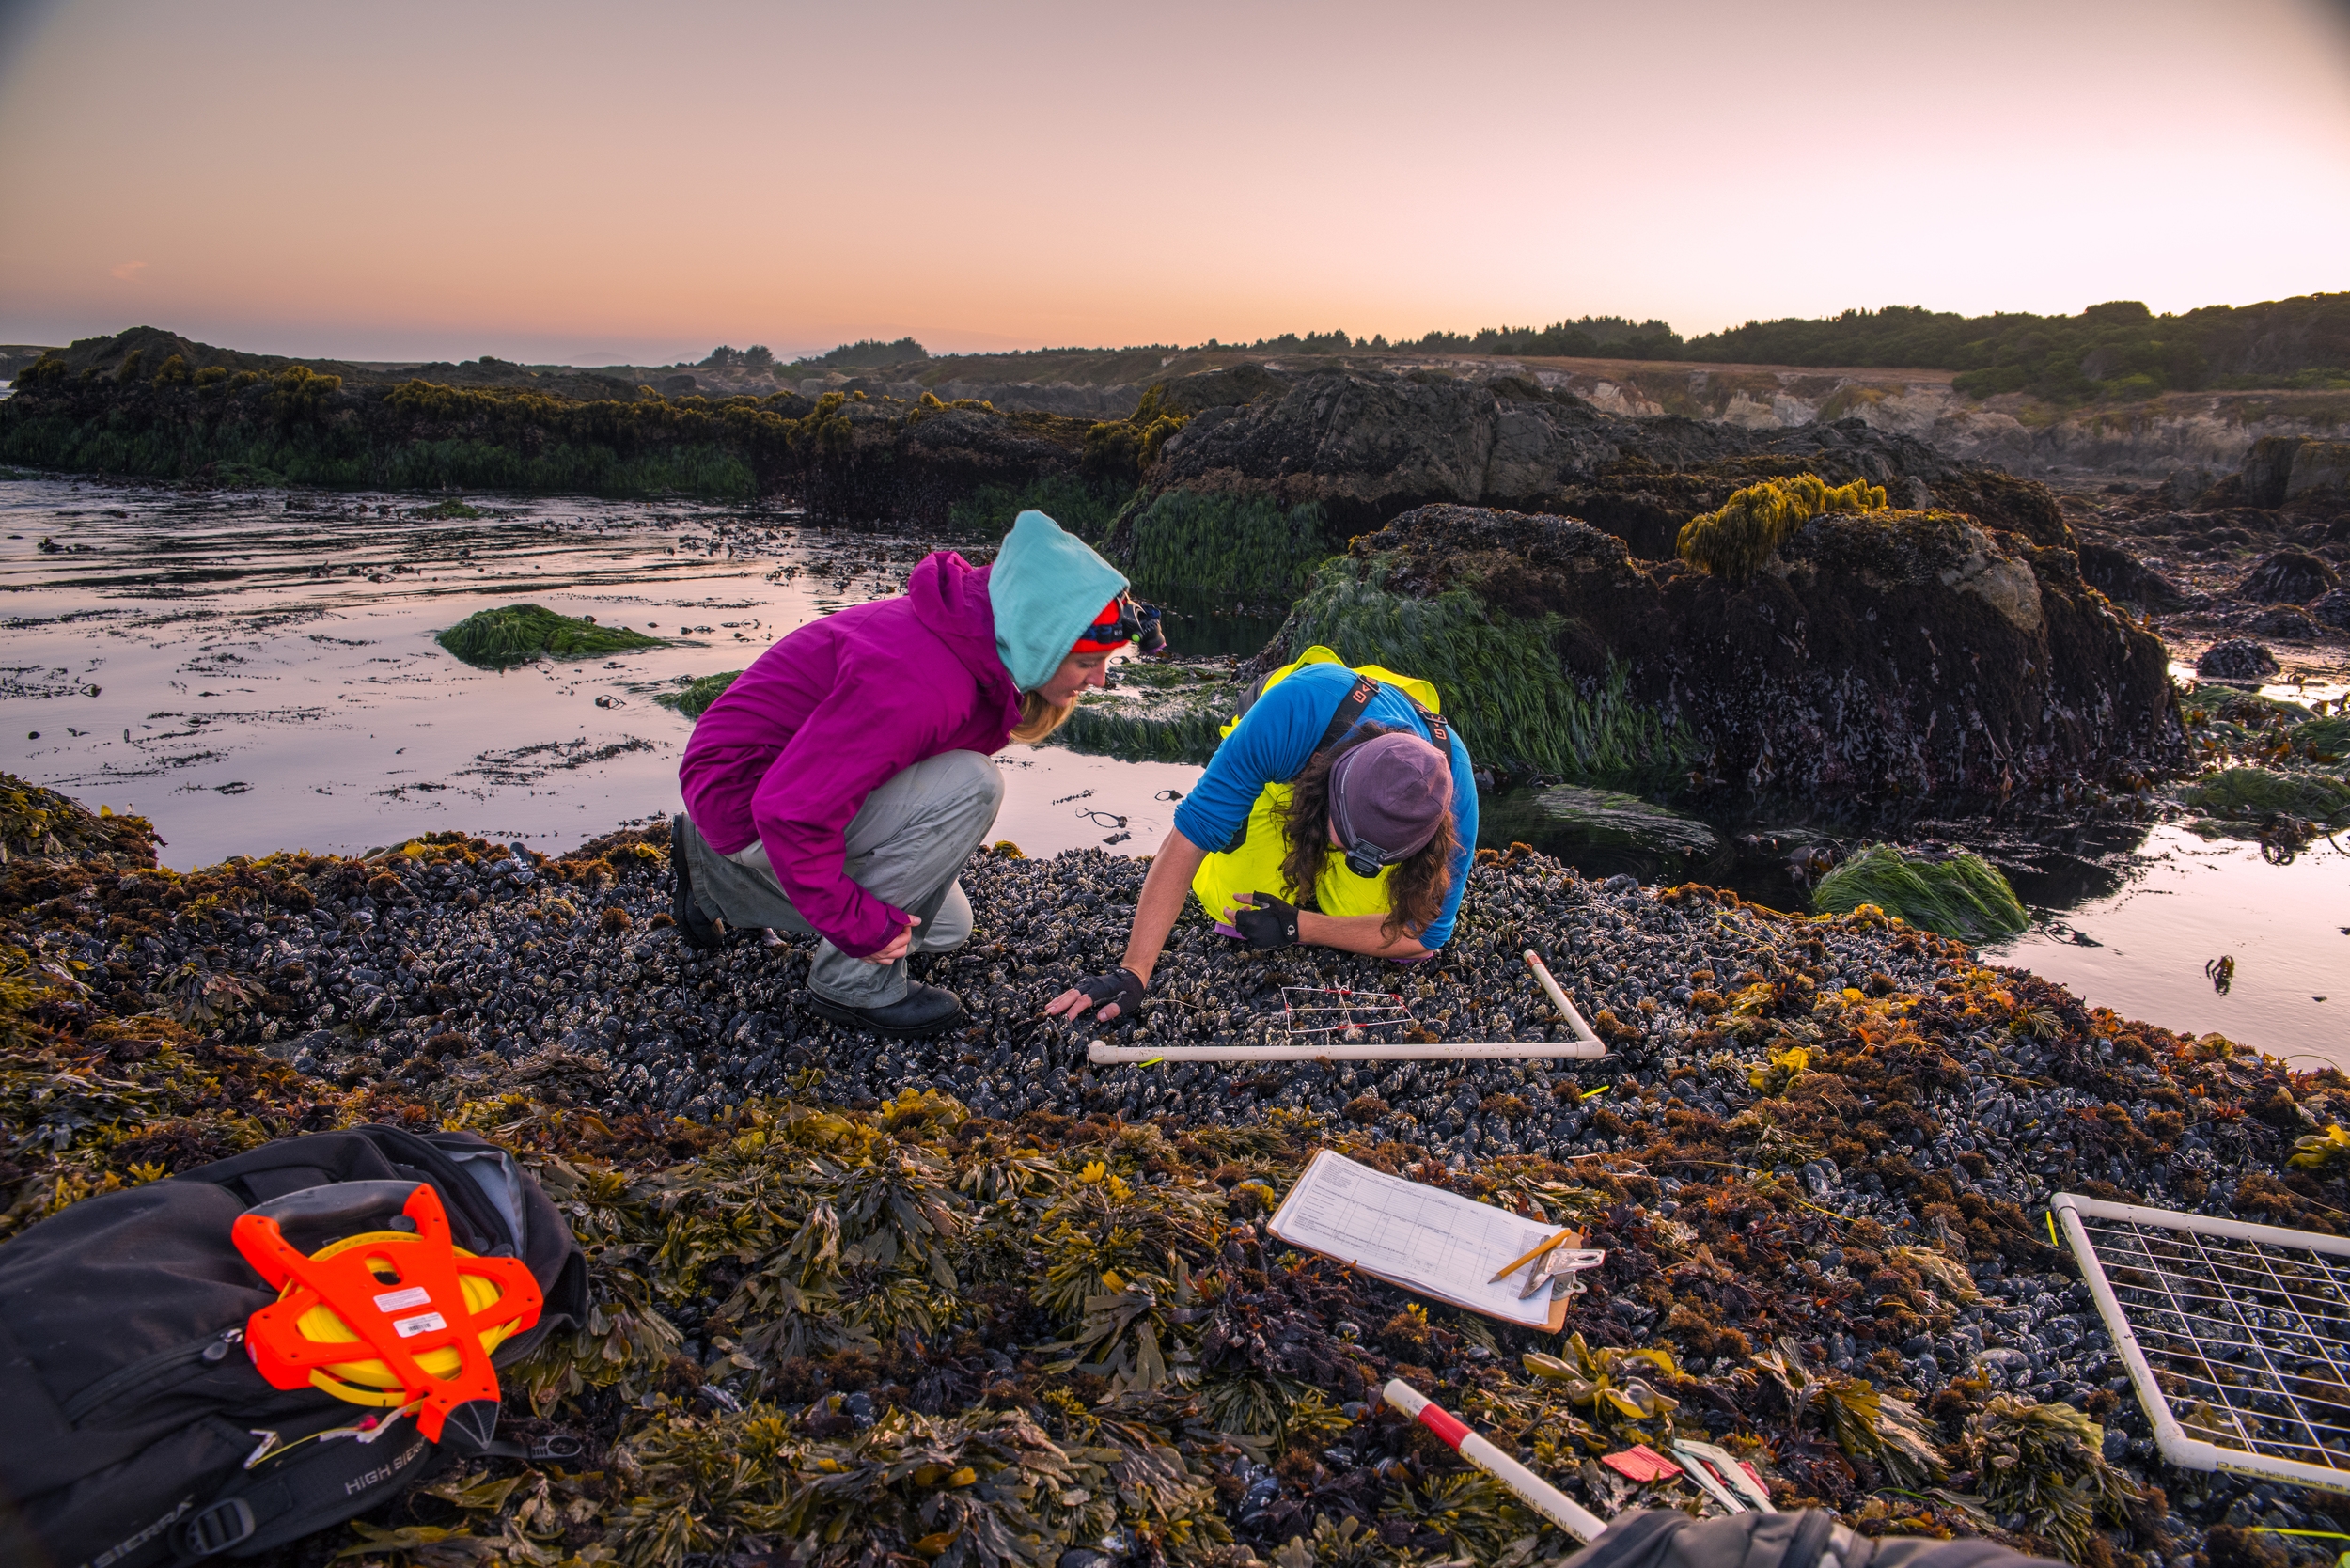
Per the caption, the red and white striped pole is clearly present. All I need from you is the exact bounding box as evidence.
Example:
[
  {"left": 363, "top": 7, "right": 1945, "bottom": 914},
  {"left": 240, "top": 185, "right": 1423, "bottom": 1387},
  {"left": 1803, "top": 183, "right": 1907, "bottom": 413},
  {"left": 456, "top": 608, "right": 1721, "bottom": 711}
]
[{"left": 1384, "top": 1378, "right": 1608, "bottom": 1543}]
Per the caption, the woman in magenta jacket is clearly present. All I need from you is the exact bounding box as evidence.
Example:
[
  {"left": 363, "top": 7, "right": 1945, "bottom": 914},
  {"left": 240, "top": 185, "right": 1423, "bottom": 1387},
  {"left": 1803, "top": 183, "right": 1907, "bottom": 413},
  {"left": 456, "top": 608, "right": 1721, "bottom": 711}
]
[{"left": 673, "top": 511, "right": 1130, "bottom": 1038}]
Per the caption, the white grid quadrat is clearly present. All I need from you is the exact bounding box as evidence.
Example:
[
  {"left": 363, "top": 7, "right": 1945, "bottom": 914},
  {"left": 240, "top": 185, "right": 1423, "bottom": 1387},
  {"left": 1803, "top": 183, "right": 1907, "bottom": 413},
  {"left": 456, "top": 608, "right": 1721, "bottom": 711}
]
[{"left": 2054, "top": 1191, "right": 2350, "bottom": 1490}]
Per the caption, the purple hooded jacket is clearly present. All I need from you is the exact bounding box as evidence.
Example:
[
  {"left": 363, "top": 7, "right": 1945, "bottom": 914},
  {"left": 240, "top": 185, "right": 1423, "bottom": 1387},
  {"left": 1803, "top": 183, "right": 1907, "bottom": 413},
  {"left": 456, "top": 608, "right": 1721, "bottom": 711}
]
[{"left": 679, "top": 551, "right": 1017, "bottom": 958}]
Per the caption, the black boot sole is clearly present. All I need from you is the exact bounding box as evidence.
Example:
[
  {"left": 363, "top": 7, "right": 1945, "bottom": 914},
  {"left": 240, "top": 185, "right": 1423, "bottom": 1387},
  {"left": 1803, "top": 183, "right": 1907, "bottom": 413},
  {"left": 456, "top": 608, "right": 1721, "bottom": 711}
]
[
  {"left": 802, "top": 993, "right": 967, "bottom": 1039},
  {"left": 670, "top": 816, "right": 723, "bottom": 951}
]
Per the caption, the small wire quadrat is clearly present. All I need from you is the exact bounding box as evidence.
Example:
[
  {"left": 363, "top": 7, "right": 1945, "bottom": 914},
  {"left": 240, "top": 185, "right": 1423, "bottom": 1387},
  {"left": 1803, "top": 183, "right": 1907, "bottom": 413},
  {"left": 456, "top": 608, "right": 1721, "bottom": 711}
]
[
  {"left": 2053, "top": 1191, "right": 2350, "bottom": 1489},
  {"left": 1279, "top": 986, "right": 1415, "bottom": 1043}
]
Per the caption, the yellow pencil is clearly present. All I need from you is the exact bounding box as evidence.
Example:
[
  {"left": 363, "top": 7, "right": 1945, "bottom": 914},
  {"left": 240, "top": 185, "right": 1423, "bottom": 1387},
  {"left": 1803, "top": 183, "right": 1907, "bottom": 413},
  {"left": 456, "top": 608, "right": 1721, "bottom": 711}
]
[{"left": 1489, "top": 1228, "right": 1577, "bottom": 1285}]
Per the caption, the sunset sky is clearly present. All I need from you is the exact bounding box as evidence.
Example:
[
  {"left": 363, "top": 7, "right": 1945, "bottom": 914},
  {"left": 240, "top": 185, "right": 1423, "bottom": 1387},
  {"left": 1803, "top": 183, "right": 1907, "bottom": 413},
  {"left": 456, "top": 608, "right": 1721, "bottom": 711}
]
[{"left": 2, "top": 0, "right": 2345, "bottom": 365}]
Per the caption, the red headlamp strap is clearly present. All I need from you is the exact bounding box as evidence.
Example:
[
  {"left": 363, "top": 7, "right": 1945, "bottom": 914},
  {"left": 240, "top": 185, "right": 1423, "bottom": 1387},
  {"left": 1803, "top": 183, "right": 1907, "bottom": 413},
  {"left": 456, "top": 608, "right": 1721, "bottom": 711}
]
[{"left": 1071, "top": 593, "right": 1137, "bottom": 653}]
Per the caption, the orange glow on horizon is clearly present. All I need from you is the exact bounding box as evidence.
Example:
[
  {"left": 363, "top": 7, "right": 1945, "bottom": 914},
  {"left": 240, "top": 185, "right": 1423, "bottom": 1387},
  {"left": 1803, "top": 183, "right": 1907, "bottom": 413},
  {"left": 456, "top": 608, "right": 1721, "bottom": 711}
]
[{"left": 2, "top": 0, "right": 2346, "bottom": 364}]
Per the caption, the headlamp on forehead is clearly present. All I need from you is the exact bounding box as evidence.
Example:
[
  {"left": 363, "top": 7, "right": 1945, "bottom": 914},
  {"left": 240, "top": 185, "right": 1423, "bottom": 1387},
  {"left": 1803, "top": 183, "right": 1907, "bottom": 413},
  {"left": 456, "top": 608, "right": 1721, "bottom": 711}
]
[
  {"left": 1072, "top": 592, "right": 1141, "bottom": 653},
  {"left": 1343, "top": 837, "right": 1398, "bottom": 879}
]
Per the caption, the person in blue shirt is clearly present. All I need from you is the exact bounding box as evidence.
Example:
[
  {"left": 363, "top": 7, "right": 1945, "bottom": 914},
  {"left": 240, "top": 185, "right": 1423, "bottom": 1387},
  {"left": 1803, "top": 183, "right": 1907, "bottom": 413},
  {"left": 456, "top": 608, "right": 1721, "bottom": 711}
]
[{"left": 1045, "top": 653, "right": 1479, "bottom": 1024}]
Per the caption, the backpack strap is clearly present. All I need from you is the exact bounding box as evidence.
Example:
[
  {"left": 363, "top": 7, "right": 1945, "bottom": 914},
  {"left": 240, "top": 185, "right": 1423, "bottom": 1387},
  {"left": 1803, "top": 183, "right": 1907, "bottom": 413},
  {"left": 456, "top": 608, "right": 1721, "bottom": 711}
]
[
  {"left": 1309, "top": 673, "right": 1381, "bottom": 760},
  {"left": 1407, "top": 695, "right": 1451, "bottom": 761}
]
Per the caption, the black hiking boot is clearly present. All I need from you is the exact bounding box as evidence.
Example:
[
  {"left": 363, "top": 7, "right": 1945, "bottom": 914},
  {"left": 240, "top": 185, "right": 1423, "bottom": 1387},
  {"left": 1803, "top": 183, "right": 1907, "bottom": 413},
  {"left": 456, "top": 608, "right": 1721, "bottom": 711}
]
[
  {"left": 670, "top": 814, "right": 723, "bottom": 951},
  {"left": 802, "top": 981, "right": 967, "bottom": 1039}
]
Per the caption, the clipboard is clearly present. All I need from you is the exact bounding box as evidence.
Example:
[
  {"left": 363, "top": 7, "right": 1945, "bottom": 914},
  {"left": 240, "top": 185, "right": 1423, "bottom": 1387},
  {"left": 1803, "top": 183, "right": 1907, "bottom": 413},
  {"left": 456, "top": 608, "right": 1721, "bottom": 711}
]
[{"left": 1266, "top": 1150, "right": 1586, "bottom": 1330}]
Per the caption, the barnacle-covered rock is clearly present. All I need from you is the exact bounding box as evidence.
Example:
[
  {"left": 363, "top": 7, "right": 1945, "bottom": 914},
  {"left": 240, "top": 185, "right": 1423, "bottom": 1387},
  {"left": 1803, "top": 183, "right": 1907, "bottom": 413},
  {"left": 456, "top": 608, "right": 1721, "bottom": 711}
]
[{"left": 1246, "top": 502, "right": 2178, "bottom": 806}]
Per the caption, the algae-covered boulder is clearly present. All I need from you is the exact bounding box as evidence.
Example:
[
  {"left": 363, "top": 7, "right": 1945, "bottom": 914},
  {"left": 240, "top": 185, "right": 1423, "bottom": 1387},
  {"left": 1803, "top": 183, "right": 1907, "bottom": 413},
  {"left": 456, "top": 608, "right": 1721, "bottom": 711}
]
[
  {"left": 2235, "top": 550, "right": 2340, "bottom": 604},
  {"left": 1812, "top": 842, "right": 2029, "bottom": 942},
  {"left": 1250, "top": 501, "right": 2177, "bottom": 805},
  {"left": 656, "top": 669, "right": 742, "bottom": 719},
  {"left": 2197, "top": 639, "right": 2280, "bottom": 681},
  {"left": 0, "top": 774, "right": 161, "bottom": 867},
  {"left": 437, "top": 604, "right": 666, "bottom": 666}
]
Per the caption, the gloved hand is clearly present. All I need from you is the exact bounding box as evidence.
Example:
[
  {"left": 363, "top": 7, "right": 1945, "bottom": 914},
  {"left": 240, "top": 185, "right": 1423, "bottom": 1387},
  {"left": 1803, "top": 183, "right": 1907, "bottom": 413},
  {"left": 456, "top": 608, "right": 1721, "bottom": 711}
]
[
  {"left": 1070, "top": 966, "right": 1147, "bottom": 1021},
  {"left": 1231, "top": 892, "right": 1300, "bottom": 951}
]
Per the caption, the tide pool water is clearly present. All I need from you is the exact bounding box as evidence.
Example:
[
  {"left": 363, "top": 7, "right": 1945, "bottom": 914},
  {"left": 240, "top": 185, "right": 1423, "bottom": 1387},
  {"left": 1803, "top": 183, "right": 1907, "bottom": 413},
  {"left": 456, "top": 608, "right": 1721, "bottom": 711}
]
[
  {"left": 0, "top": 477, "right": 1200, "bottom": 868},
  {"left": 1984, "top": 826, "right": 2349, "bottom": 1073}
]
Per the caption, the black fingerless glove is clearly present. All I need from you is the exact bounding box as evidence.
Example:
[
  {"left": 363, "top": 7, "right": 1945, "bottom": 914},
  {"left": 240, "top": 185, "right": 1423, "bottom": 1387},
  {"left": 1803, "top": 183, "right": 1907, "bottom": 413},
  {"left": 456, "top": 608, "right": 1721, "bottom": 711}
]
[
  {"left": 1233, "top": 892, "right": 1300, "bottom": 951},
  {"left": 1074, "top": 966, "right": 1148, "bottom": 1019}
]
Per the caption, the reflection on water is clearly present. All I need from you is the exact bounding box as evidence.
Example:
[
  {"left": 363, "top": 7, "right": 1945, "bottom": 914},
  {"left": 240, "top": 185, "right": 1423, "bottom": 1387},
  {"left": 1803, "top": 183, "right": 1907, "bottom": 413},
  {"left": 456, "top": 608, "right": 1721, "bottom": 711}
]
[
  {"left": 1479, "top": 790, "right": 2347, "bottom": 1066},
  {"left": 0, "top": 477, "right": 1199, "bottom": 867},
  {"left": 1146, "top": 597, "right": 1289, "bottom": 660},
  {"left": 1983, "top": 828, "right": 2349, "bottom": 1074}
]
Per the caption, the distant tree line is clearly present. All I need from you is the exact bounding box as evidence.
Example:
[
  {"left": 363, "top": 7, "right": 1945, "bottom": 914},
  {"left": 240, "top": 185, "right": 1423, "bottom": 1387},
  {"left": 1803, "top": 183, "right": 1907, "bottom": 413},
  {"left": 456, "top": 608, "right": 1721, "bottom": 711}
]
[
  {"left": 666, "top": 290, "right": 2346, "bottom": 404},
  {"left": 698, "top": 345, "right": 775, "bottom": 369},
  {"left": 689, "top": 339, "right": 932, "bottom": 373},
  {"left": 1680, "top": 295, "right": 2350, "bottom": 400},
  {"left": 1179, "top": 293, "right": 2348, "bottom": 400},
  {"left": 1198, "top": 318, "right": 1686, "bottom": 361}
]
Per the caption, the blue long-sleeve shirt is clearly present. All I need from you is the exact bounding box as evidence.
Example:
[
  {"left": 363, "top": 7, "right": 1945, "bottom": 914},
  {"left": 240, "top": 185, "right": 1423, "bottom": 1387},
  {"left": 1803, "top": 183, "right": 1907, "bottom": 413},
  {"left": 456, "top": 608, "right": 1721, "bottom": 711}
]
[{"left": 1172, "top": 663, "right": 1479, "bottom": 947}]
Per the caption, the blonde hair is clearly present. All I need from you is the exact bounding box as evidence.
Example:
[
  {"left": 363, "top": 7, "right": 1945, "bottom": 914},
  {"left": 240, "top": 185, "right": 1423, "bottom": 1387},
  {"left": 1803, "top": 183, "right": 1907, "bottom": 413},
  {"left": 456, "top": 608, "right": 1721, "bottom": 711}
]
[{"left": 1010, "top": 690, "right": 1076, "bottom": 744}]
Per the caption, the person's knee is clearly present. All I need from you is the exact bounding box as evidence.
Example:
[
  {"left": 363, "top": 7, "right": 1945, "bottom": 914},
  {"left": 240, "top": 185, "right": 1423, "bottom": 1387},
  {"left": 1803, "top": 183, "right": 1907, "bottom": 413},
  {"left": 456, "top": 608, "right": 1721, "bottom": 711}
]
[{"left": 937, "top": 750, "right": 1004, "bottom": 823}]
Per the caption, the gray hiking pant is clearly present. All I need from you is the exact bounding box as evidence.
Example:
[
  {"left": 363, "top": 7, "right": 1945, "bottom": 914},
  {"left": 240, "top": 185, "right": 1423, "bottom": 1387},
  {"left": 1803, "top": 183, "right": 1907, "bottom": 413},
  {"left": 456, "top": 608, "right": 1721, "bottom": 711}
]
[{"left": 677, "top": 749, "right": 1003, "bottom": 1007}]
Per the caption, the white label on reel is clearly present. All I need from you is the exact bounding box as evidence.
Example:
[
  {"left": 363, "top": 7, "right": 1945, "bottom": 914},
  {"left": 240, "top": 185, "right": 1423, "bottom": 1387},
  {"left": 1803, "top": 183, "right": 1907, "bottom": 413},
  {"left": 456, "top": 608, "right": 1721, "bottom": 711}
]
[
  {"left": 392, "top": 1311, "right": 447, "bottom": 1339},
  {"left": 373, "top": 1286, "right": 432, "bottom": 1313}
]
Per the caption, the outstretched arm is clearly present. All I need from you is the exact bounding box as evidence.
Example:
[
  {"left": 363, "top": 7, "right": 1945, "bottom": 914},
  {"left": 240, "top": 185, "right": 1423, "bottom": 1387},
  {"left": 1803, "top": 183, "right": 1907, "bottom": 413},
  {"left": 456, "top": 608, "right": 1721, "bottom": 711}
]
[
  {"left": 1043, "top": 828, "right": 1208, "bottom": 1022},
  {"left": 1220, "top": 893, "right": 1431, "bottom": 962},
  {"left": 1298, "top": 909, "right": 1431, "bottom": 961}
]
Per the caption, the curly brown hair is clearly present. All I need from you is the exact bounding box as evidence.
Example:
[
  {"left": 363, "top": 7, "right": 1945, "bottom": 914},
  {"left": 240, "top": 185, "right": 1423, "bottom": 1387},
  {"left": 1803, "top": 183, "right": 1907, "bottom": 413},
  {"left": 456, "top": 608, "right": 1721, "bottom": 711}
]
[{"left": 1277, "top": 722, "right": 1459, "bottom": 944}]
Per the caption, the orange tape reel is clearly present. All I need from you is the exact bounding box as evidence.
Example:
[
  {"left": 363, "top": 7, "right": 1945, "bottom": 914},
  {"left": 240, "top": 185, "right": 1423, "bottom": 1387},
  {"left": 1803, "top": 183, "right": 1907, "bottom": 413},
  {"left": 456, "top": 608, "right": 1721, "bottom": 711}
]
[{"left": 232, "top": 1181, "right": 541, "bottom": 1443}]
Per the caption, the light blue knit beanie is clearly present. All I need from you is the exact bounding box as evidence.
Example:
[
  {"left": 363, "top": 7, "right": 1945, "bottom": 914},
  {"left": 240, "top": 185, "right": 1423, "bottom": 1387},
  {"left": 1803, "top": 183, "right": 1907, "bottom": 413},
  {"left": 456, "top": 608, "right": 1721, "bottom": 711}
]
[{"left": 989, "top": 510, "right": 1130, "bottom": 691}]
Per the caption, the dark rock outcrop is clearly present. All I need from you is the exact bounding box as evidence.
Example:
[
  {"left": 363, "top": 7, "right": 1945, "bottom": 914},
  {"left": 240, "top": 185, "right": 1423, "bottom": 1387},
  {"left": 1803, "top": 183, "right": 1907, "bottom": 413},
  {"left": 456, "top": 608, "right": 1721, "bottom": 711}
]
[
  {"left": 1260, "top": 503, "right": 2178, "bottom": 807},
  {"left": 0, "top": 327, "right": 1107, "bottom": 518},
  {"left": 2234, "top": 549, "right": 2340, "bottom": 604},
  {"left": 803, "top": 403, "right": 1098, "bottom": 525},
  {"left": 2249, "top": 604, "right": 2318, "bottom": 639},
  {"left": 2077, "top": 541, "right": 2184, "bottom": 607},
  {"left": 2243, "top": 435, "right": 2350, "bottom": 506},
  {"left": 2198, "top": 639, "right": 2280, "bottom": 681},
  {"left": 1142, "top": 366, "right": 2074, "bottom": 557}
]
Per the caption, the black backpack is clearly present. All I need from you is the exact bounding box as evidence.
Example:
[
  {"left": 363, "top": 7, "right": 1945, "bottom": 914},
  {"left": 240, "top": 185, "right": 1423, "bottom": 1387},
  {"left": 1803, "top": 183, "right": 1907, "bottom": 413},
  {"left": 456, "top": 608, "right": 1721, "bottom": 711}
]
[
  {"left": 1565, "top": 1511, "right": 2069, "bottom": 1568},
  {"left": 0, "top": 1126, "right": 588, "bottom": 1568}
]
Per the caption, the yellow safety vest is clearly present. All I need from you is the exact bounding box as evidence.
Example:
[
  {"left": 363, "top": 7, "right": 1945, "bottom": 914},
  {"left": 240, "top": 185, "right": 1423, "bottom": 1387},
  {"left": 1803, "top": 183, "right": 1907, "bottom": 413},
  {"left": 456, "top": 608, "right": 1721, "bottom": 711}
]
[{"left": 1190, "top": 646, "right": 1446, "bottom": 927}]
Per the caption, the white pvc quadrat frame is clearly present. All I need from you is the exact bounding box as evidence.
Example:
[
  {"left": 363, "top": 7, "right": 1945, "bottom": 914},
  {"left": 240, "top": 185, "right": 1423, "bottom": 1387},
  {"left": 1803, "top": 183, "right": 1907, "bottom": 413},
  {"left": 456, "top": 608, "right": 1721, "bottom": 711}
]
[
  {"left": 2053, "top": 1191, "right": 2350, "bottom": 1490},
  {"left": 1088, "top": 950, "right": 1610, "bottom": 1064}
]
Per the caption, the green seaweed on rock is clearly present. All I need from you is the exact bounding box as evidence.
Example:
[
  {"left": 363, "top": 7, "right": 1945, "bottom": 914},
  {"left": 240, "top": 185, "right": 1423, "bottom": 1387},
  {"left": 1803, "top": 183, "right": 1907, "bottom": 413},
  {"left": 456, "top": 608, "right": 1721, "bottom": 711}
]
[
  {"left": 437, "top": 604, "right": 667, "bottom": 666},
  {"left": 1126, "top": 491, "right": 1334, "bottom": 606},
  {"left": 2179, "top": 767, "right": 2350, "bottom": 829},
  {"left": 2293, "top": 714, "right": 2350, "bottom": 755},
  {"left": 948, "top": 474, "right": 1132, "bottom": 542},
  {"left": 1810, "top": 843, "right": 2029, "bottom": 942},
  {"left": 657, "top": 670, "right": 744, "bottom": 720},
  {"left": 1954, "top": 1395, "right": 2143, "bottom": 1563},
  {"left": 1055, "top": 696, "right": 1235, "bottom": 764},
  {"left": 1274, "top": 557, "right": 1704, "bottom": 787}
]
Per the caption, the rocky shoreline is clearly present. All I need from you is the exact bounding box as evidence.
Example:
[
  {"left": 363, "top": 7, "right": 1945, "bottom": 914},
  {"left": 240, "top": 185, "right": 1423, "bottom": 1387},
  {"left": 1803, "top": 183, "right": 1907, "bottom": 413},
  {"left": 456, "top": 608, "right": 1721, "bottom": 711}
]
[{"left": 5, "top": 777, "right": 2346, "bottom": 1568}]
